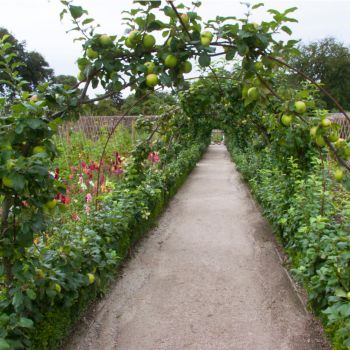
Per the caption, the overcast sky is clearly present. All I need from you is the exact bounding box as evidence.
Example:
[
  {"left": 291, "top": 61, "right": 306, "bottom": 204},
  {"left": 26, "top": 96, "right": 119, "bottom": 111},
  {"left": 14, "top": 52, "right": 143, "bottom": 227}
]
[{"left": 1, "top": 0, "right": 350, "bottom": 86}]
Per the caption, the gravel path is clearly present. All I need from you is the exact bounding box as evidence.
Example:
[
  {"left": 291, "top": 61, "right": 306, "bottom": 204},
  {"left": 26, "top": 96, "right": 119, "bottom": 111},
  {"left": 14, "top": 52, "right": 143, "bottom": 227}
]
[{"left": 64, "top": 144, "right": 330, "bottom": 350}]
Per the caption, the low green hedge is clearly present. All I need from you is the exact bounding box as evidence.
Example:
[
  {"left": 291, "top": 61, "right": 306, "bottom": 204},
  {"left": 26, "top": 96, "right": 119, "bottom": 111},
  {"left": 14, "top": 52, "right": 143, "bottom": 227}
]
[
  {"left": 1, "top": 141, "right": 207, "bottom": 350},
  {"left": 226, "top": 136, "right": 350, "bottom": 349}
]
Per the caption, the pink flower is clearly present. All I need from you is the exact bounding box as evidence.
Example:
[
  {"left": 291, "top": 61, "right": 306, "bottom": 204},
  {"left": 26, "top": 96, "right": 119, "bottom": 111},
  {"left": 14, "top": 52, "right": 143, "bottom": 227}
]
[
  {"left": 85, "top": 193, "right": 92, "bottom": 203},
  {"left": 148, "top": 152, "right": 160, "bottom": 163},
  {"left": 81, "top": 161, "right": 86, "bottom": 168},
  {"left": 72, "top": 213, "right": 80, "bottom": 221},
  {"left": 114, "top": 167, "right": 123, "bottom": 175},
  {"left": 85, "top": 205, "right": 91, "bottom": 214}
]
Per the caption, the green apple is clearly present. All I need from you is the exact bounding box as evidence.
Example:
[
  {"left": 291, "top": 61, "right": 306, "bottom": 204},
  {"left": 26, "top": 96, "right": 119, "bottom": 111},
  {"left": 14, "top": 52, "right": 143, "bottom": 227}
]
[
  {"left": 77, "top": 58, "right": 89, "bottom": 71},
  {"left": 281, "top": 114, "right": 293, "bottom": 126},
  {"left": 347, "top": 292, "right": 350, "bottom": 300},
  {"left": 180, "top": 13, "right": 189, "bottom": 26},
  {"left": 113, "top": 48, "right": 123, "bottom": 57},
  {"left": 54, "top": 283, "right": 61, "bottom": 293},
  {"left": 247, "top": 87, "right": 259, "bottom": 100},
  {"left": 254, "top": 61, "right": 263, "bottom": 70},
  {"left": 32, "top": 146, "right": 46, "bottom": 154},
  {"left": 335, "top": 138, "right": 346, "bottom": 149},
  {"left": 86, "top": 47, "right": 98, "bottom": 60},
  {"left": 182, "top": 61, "right": 192, "bottom": 74},
  {"left": 45, "top": 199, "right": 57, "bottom": 210},
  {"left": 128, "top": 30, "right": 140, "bottom": 43},
  {"left": 99, "top": 34, "right": 113, "bottom": 47},
  {"left": 143, "top": 34, "right": 156, "bottom": 49},
  {"left": 125, "top": 38, "right": 136, "bottom": 49},
  {"left": 344, "top": 146, "right": 350, "bottom": 157},
  {"left": 2, "top": 144, "right": 12, "bottom": 151},
  {"left": 200, "top": 31, "right": 213, "bottom": 47},
  {"left": 2, "top": 176, "right": 13, "bottom": 188},
  {"left": 77, "top": 71, "right": 86, "bottom": 81},
  {"left": 309, "top": 126, "right": 318, "bottom": 138},
  {"left": 146, "top": 74, "right": 159, "bottom": 88},
  {"left": 328, "top": 133, "right": 339, "bottom": 142},
  {"left": 201, "top": 31, "right": 213, "bottom": 40},
  {"left": 145, "top": 61, "right": 155, "bottom": 74},
  {"left": 294, "top": 101, "right": 306, "bottom": 114},
  {"left": 166, "top": 37, "right": 173, "bottom": 47},
  {"left": 334, "top": 168, "right": 344, "bottom": 182},
  {"left": 315, "top": 135, "right": 326, "bottom": 147},
  {"left": 164, "top": 54, "right": 178, "bottom": 68},
  {"left": 200, "top": 37, "right": 211, "bottom": 47},
  {"left": 321, "top": 118, "right": 332, "bottom": 128},
  {"left": 87, "top": 273, "right": 95, "bottom": 284}
]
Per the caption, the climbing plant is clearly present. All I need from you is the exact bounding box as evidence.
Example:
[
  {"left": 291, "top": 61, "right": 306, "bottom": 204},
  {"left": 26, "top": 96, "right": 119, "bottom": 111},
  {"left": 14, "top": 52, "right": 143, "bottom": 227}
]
[{"left": 1, "top": 0, "right": 350, "bottom": 348}]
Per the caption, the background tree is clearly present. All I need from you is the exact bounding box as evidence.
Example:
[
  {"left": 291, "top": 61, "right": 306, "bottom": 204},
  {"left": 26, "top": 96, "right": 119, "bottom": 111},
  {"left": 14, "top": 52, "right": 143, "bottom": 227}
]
[
  {"left": 290, "top": 37, "right": 350, "bottom": 110},
  {"left": 0, "top": 27, "right": 53, "bottom": 96},
  {"left": 120, "top": 92, "right": 177, "bottom": 115},
  {"left": 53, "top": 74, "right": 78, "bottom": 87}
]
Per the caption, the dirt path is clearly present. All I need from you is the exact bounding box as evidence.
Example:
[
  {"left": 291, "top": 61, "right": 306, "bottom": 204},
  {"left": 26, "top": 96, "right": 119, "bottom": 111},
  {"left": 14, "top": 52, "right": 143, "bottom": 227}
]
[{"left": 64, "top": 145, "right": 330, "bottom": 350}]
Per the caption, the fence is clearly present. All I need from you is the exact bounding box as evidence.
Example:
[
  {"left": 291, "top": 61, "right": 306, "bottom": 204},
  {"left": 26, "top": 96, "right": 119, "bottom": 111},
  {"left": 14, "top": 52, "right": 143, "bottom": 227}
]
[
  {"left": 329, "top": 113, "right": 350, "bottom": 139},
  {"left": 58, "top": 115, "right": 157, "bottom": 140},
  {"left": 58, "top": 113, "right": 350, "bottom": 141}
]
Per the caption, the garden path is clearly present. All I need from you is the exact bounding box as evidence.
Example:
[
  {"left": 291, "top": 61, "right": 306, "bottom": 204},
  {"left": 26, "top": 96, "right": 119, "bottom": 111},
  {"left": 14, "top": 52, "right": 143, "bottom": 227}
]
[{"left": 64, "top": 144, "right": 330, "bottom": 350}]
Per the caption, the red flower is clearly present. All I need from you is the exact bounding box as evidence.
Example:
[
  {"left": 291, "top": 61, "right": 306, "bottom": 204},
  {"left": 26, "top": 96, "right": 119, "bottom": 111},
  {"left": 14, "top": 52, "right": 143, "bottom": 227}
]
[
  {"left": 55, "top": 193, "right": 70, "bottom": 205},
  {"left": 54, "top": 168, "right": 60, "bottom": 180},
  {"left": 115, "top": 152, "right": 122, "bottom": 164}
]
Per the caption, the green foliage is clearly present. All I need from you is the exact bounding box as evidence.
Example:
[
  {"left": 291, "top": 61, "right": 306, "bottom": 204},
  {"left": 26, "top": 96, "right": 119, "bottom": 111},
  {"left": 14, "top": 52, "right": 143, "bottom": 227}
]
[
  {"left": 2, "top": 0, "right": 350, "bottom": 348},
  {"left": 0, "top": 27, "right": 53, "bottom": 97},
  {"left": 226, "top": 136, "right": 350, "bottom": 349},
  {"left": 290, "top": 37, "right": 350, "bottom": 111},
  {"left": 120, "top": 92, "right": 177, "bottom": 116},
  {"left": 28, "top": 140, "right": 207, "bottom": 349}
]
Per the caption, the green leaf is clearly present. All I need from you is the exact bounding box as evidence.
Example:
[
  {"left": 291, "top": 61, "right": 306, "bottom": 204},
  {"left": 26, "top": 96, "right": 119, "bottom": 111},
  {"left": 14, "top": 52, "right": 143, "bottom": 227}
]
[
  {"left": 0, "top": 339, "right": 10, "bottom": 350},
  {"left": 82, "top": 18, "right": 94, "bottom": 26},
  {"left": 26, "top": 289, "right": 37, "bottom": 301},
  {"left": 59, "top": 9, "right": 67, "bottom": 21},
  {"left": 163, "top": 6, "right": 176, "bottom": 18},
  {"left": 159, "top": 73, "right": 172, "bottom": 86},
  {"left": 69, "top": 5, "right": 85, "bottom": 19},
  {"left": 12, "top": 290, "right": 24, "bottom": 310},
  {"left": 225, "top": 49, "right": 236, "bottom": 61},
  {"left": 252, "top": 3, "right": 264, "bottom": 10},
  {"left": 7, "top": 174, "right": 26, "bottom": 191},
  {"left": 198, "top": 54, "right": 211, "bottom": 67},
  {"left": 27, "top": 119, "right": 43, "bottom": 129},
  {"left": 283, "top": 7, "right": 298, "bottom": 15},
  {"left": 18, "top": 317, "right": 34, "bottom": 328},
  {"left": 281, "top": 26, "right": 292, "bottom": 35},
  {"left": 335, "top": 288, "right": 347, "bottom": 298},
  {"left": 147, "top": 20, "right": 165, "bottom": 31},
  {"left": 237, "top": 42, "right": 249, "bottom": 56}
]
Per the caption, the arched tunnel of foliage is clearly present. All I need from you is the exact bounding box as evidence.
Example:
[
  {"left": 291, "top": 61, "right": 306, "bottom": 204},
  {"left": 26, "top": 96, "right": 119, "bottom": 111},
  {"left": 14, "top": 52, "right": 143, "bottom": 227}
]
[{"left": 1, "top": 1, "right": 350, "bottom": 348}]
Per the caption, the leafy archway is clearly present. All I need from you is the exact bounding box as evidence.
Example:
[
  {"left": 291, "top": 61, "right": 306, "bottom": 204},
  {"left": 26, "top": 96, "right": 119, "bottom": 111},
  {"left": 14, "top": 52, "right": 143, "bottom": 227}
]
[{"left": 1, "top": 1, "right": 350, "bottom": 348}]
